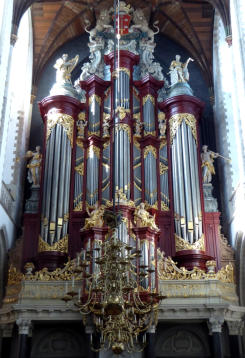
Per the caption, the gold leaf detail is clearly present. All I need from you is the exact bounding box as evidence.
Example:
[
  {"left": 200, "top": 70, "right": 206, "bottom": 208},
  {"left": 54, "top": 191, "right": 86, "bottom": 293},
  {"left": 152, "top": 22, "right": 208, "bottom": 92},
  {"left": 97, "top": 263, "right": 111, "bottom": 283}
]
[
  {"left": 160, "top": 162, "right": 168, "bottom": 175},
  {"left": 175, "top": 234, "right": 205, "bottom": 252},
  {"left": 142, "top": 94, "right": 155, "bottom": 106},
  {"left": 169, "top": 113, "right": 197, "bottom": 145},
  {"left": 75, "top": 162, "right": 84, "bottom": 175},
  {"left": 144, "top": 145, "right": 157, "bottom": 159},
  {"left": 46, "top": 112, "right": 74, "bottom": 147},
  {"left": 89, "top": 94, "right": 101, "bottom": 106},
  {"left": 38, "top": 235, "right": 68, "bottom": 253}
]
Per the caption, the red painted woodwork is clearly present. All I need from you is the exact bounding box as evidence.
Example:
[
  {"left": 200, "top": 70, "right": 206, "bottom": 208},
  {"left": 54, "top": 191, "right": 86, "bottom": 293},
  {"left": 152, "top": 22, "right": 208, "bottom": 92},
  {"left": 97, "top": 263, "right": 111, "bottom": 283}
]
[
  {"left": 36, "top": 251, "right": 68, "bottom": 271},
  {"left": 104, "top": 50, "right": 139, "bottom": 69},
  {"left": 134, "top": 74, "right": 164, "bottom": 97},
  {"left": 80, "top": 227, "right": 109, "bottom": 247},
  {"left": 22, "top": 213, "right": 40, "bottom": 270},
  {"left": 159, "top": 95, "right": 205, "bottom": 119},
  {"left": 80, "top": 75, "right": 110, "bottom": 97},
  {"left": 174, "top": 250, "right": 213, "bottom": 271},
  {"left": 39, "top": 95, "right": 84, "bottom": 120},
  {"left": 203, "top": 212, "right": 221, "bottom": 270},
  {"left": 156, "top": 211, "right": 175, "bottom": 257}
]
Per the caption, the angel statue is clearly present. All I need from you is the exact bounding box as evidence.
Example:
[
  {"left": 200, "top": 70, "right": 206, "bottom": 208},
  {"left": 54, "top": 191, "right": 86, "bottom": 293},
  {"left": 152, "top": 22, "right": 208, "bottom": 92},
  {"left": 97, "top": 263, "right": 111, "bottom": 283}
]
[
  {"left": 168, "top": 55, "right": 194, "bottom": 87},
  {"left": 53, "top": 54, "right": 79, "bottom": 85},
  {"left": 134, "top": 203, "right": 159, "bottom": 231},
  {"left": 201, "top": 145, "right": 219, "bottom": 183},
  {"left": 26, "top": 146, "right": 42, "bottom": 186},
  {"left": 82, "top": 202, "right": 104, "bottom": 230}
]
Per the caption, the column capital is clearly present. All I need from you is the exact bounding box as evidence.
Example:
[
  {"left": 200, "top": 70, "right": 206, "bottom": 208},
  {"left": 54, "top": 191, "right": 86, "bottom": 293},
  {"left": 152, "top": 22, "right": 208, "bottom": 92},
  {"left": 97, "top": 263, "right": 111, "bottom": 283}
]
[
  {"left": 226, "top": 320, "right": 244, "bottom": 336},
  {"left": 16, "top": 319, "right": 32, "bottom": 335},
  {"left": 208, "top": 316, "right": 224, "bottom": 333}
]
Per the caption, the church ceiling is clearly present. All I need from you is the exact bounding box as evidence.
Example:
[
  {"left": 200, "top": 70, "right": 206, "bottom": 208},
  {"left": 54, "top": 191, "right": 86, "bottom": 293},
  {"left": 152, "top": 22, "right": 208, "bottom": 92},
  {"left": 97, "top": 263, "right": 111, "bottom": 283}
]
[{"left": 12, "top": 0, "right": 230, "bottom": 89}]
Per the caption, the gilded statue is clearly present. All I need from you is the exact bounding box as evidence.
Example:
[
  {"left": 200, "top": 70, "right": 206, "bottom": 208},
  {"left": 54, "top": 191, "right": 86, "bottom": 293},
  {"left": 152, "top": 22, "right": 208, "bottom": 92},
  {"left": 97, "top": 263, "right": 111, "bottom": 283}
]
[
  {"left": 134, "top": 203, "right": 159, "bottom": 231},
  {"left": 201, "top": 145, "right": 219, "bottom": 183},
  {"left": 158, "top": 112, "right": 166, "bottom": 138},
  {"left": 54, "top": 54, "right": 79, "bottom": 85},
  {"left": 103, "top": 114, "right": 110, "bottom": 137},
  {"left": 169, "top": 55, "right": 194, "bottom": 86},
  {"left": 26, "top": 146, "right": 42, "bottom": 186},
  {"left": 82, "top": 203, "right": 104, "bottom": 230},
  {"left": 135, "top": 117, "right": 143, "bottom": 136},
  {"left": 77, "top": 117, "right": 87, "bottom": 137}
]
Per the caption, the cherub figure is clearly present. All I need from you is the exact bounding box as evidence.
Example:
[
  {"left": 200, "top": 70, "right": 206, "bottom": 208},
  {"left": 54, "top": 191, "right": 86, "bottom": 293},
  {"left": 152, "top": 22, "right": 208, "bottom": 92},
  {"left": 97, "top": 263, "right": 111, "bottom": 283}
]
[
  {"left": 158, "top": 112, "right": 166, "bottom": 138},
  {"left": 77, "top": 116, "right": 87, "bottom": 137},
  {"left": 103, "top": 114, "right": 110, "bottom": 137}
]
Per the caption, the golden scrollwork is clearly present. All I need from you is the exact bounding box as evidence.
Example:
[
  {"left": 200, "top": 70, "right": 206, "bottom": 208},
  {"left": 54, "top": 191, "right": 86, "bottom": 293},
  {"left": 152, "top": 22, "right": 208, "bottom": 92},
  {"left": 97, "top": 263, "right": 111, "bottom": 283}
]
[
  {"left": 133, "top": 138, "right": 140, "bottom": 150},
  {"left": 175, "top": 234, "right": 205, "bottom": 252},
  {"left": 24, "top": 258, "right": 82, "bottom": 281},
  {"left": 159, "top": 162, "right": 168, "bottom": 175},
  {"left": 157, "top": 249, "right": 234, "bottom": 283},
  {"left": 115, "top": 106, "right": 130, "bottom": 120},
  {"left": 158, "top": 111, "right": 166, "bottom": 121},
  {"left": 74, "top": 201, "right": 83, "bottom": 211},
  {"left": 115, "top": 189, "right": 135, "bottom": 207},
  {"left": 144, "top": 145, "right": 157, "bottom": 159},
  {"left": 75, "top": 162, "right": 84, "bottom": 175},
  {"left": 160, "top": 140, "right": 167, "bottom": 149},
  {"left": 89, "top": 94, "right": 101, "bottom": 106},
  {"left": 46, "top": 111, "right": 74, "bottom": 147},
  {"left": 38, "top": 235, "right": 68, "bottom": 253},
  {"left": 169, "top": 113, "right": 197, "bottom": 145},
  {"left": 133, "top": 112, "right": 140, "bottom": 120},
  {"left": 112, "top": 67, "right": 131, "bottom": 78},
  {"left": 142, "top": 94, "right": 155, "bottom": 106},
  {"left": 88, "top": 145, "right": 100, "bottom": 159},
  {"left": 78, "top": 112, "right": 86, "bottom": 121},
  {"left": 7, "top": 265, "right": 24, "bottom": 285},
  {"left": 161, "top": 201, "right": 169, "bottom": 211},
  {"left": 115, "top": 123, "right": 131, "bottom": 141}
]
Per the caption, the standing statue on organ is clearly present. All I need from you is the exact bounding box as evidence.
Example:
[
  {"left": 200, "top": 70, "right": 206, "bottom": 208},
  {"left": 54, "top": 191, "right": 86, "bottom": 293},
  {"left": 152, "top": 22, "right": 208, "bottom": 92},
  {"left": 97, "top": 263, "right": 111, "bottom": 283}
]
[
  {"left": 77, "top": 116, "right": 87, "bottom": 137},
  {"left": 201, "top": 145, "right": 219, "bottom": 183},
  {"left": 168, "top": 55, "right": 194, "bottom": 86},
  {"left": 26, "top": 146, "right": 42, "bottom": 186},
  {"left": 134, "top": 116, "right": 143, "bottom": 136},
  {"left": 158, "top": 112, "right": 166, "bottom": 138},
  {"left": 102, "top": 114, "right": 110, "bottom": 137},
  {"left": 53, "top": 53, "right": 79, "bottom": 85}
]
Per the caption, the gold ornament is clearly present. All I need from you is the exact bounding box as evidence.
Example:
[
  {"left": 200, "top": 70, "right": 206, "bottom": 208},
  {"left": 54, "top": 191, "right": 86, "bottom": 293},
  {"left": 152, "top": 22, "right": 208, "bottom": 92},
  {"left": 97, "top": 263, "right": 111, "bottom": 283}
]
[
  {"left": 46, "top": 112, "right": 74, "bottom": 147},
  {"left": 175, "top": 234, "right": 205, "bottom": 252},
  {"left": 142, "top": 94, "right": 155, "bottom": 106},
  {"left": 38, "top": 235, "right": 68, "bottom": 253},
  {"left": 89, "top": 94, "right": 101, "bottom": 106},
  {"left": 169, "top": 113, "right": 197, "bottom": 145},
  {"left": 144, "top": 145, "right": 157, "bottom": 159}
]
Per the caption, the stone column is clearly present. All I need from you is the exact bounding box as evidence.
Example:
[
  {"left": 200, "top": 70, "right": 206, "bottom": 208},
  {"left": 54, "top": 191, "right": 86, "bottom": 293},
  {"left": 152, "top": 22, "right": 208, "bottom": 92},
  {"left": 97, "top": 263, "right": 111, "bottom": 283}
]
[
  {"left": 144, "top": 326, "right": 156, "bottom": 358},
  {"left": 16, "top": 319, "right": 32, "bottom": 358},
  {"left": 227, "top": 320, "right": 244, "bottom": 358},
  {"left": 208, "top": 316, "right": 224, "bottom": 358}
]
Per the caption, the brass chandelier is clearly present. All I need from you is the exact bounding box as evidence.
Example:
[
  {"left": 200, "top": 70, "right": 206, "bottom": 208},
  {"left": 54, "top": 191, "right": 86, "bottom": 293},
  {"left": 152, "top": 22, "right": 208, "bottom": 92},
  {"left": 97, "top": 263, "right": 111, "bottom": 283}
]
[{"left": 72, "top": 216, "right": 162, "bottom": 354}]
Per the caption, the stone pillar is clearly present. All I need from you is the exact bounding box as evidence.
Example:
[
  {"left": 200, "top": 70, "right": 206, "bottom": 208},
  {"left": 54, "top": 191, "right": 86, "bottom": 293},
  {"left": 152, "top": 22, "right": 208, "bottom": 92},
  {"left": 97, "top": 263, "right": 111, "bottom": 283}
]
[
  {"left": 227, "top": 320, "right": 244, "bottom": 358},
  {"left": 144, "top": 326, "right": 155, "bottom": 358},
  {"left": 208, "top": 316, "right": 224, "bottom": 358},
  {"left": 16, "top": 319, "right": 32, "bottom": 358}
]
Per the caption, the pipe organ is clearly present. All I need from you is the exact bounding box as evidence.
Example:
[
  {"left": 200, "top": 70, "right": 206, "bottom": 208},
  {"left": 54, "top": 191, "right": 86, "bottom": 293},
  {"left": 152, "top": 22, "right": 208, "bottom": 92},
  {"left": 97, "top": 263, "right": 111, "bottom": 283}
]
[{"left": 23, "top": 2, "right": 221, "bottom": 273}]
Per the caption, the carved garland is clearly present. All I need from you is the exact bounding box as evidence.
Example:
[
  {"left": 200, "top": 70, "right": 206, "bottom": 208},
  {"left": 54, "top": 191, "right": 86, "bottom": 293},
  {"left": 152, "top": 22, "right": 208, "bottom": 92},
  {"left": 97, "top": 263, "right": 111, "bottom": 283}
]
[
  {"left": 38, "top": 235, "right": 68, "bottom": 253},
  {"left": 46, "top": 112, "right": 74, "bottom": 147},
  {"left": 175, "top": 234, "right": 205, "bottom": 252},
  {"left": 169, "top": 113, "right": 197, "bottom": 145}
]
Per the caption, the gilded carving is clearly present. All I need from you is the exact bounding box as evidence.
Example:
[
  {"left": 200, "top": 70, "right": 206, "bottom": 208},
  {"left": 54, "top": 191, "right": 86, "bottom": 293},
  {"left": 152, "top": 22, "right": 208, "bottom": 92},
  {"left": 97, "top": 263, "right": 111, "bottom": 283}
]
[
  {"left": 169, "top": 113, "right": 197, "bottom": 145},
  {"left": 161, "top": 201, "right": 169, "bottom": 211},
  {"left": 144, "top": 145, "right": 157, "bottom": 159},
  {"left": 46, "top": 111, "right": 74, "bottom": 147},
  {"left": 112, "top": 67, "right": 130, "bottom": 78},
  {"left": 115, "top": 123, "right": 131, "bottom": 142},
  {"left": 157, "top": 249, "right": 234, "bottom": 283},
  {"left": 38, "top": 235, "right": 68, "bottom": 253},
  {"left": 134, "top": 202, "right": 159, "bottom": 231},
  {"left": 75, "top": 162, "right": 84, "bottom": 176},
  {"left": 74, "top": 201, "right": 83, "bottom": 211},
  {"left": 142, "top": 94, "right": 155, "bottom": 106},
  {"left": 159, "top": 162, "right": 168, "bottom": 175},
  {"left": 116, "top": 106, "right": 130, "bottom": 120},
  {"left": 175, "top": 234, "right": 205, "bottom": 252},
  {"left": 89, "top": 94, "right": 101, "bottom": 106}
]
